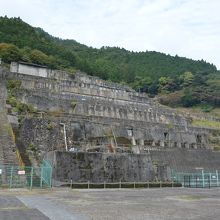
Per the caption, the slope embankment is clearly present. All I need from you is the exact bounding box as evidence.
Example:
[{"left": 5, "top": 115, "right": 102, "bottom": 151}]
[{"left": 0, "top": 74, "right": 18, "bottom": 165}]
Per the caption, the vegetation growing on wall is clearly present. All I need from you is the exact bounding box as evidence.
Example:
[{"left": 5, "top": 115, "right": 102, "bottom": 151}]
[
  {"left": 192, "top": 119, "right": 220, "bottom": 129},
  {"left": 6, "top": 80, "right": 37, "bottom": 114}
]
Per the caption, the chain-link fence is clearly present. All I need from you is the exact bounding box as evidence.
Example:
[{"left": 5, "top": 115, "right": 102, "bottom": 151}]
[
  {"left": 172, "top": 170, "right": 220, "bottom": 188},
  {"left": 0, "top": 160, "right": 52, "bottom": 189}
]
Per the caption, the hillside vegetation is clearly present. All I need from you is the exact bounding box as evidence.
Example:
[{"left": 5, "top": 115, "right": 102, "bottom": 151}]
[{"left": 0, "top": 16, "right": 220, "bottom": 109}]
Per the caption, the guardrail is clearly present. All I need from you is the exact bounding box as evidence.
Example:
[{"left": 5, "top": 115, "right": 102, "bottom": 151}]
[{"left": 66, "top": 180, "right": 181, "bottom": 189}]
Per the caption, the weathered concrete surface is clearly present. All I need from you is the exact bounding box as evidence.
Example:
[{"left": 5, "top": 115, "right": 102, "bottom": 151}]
[
  {"left": 150, "top": 148, "right": 220, "bottom": 172},
  {"left": 19, "top": 196, "right": 90, "bottom": 220},
  {"left": 46, "top": 151, "right": 158, "bottom": 184},
  {"left": 1, "top": 62, "right": 220, "bottom": 185},
  {"left": 46, "top": 149, "right": 220, "bottom": 184},
  {"left": 18, "top": 116, "right": 214, "bottom": 161},
  {"left": 3, "top": 62, "right": 219, "bottom": 157}
]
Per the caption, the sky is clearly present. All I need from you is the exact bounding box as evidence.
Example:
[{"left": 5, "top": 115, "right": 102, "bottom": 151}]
[{"left": 1, "top": 0, "right": 220, "bottom": 69}]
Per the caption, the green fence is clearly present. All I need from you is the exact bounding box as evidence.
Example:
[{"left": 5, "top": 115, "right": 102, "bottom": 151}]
[
  {"left": 172, "top": 170, "right": 220, "bottom": 188},
  {"left": 0, "top": 160, "right": 52, "bottom": 189}
]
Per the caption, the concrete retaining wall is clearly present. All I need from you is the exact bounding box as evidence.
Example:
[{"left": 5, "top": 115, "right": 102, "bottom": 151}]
[
  {"left": 45, "top": 149, "right": 220, "bottom": 185},
  {"left": 46, "top": 151, "right": 159, "bottom": 184}
]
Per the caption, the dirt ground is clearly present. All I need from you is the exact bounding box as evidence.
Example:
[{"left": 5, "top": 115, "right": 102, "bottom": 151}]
[{"left": 0, "top": 187, "right": 220, "bottom": 220}]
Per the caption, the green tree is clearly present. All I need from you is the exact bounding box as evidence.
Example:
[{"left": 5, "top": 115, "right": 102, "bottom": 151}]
[
  {"left": 0, "top": 43, "right": 21, "bottom": 62},
  {"left": 179, "top": 71, "right": 194, "bottom": 87},
  {"left": 29, "top": 49, "right": 49, "bottom": 65},
  {"left": 181, "top": 89, "right": 200, "bottom": 107}
]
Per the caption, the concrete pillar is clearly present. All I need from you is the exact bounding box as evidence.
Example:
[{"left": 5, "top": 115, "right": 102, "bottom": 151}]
[
  {"left": 193, "top": 144, "right": 197, "bottom": 149},
  {"left": 152, "top": 141, "right": 156, "bottom": 147},
  {"left": 185, "top": 143, "right": 190, "bottom": 149},
  {"left": 151, "top": 112, "right": 155, "bottom": 122},
  {"left": 177, "top": 142, "right": 182, "bottom": 148},
  {"left": 160, "top": 141, "right": 165, "bottom": 148},
  {"left": 99, "top": 105, "right": 103, "bottom": 117},
  {"left": 132, "top": 137, "right": 136, "bottom": 146},
  {"left": 140, "top": 139, "right": 144, "bottom": 146},
  {"left": 155, "top": 112, "right": 160, "bottom": 122},
  {"left": 134, "top": 111, "right": 137, "bottom": 120}
]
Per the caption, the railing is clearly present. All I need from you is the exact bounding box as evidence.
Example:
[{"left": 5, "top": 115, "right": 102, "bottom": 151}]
[
  {"left": 67, "top": 180, "right": 181, "bottom": 189},
  {"left": 15, "top": 149, "right": 25, "bottom": 167},
  {"left": 0, "top": 160, "right": 52, "bottom": 189}
]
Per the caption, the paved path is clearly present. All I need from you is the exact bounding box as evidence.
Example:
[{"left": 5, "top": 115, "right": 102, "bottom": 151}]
[
  {"left": 0, "top": 196, "right": 50, "bottom": 220},
  {"left": 18, "top": 195, "right": 90, "bottom": 220}
]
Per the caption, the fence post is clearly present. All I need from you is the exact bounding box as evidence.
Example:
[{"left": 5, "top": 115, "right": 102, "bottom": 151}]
[
  {"left": 10, "top": 166, "right": 13, "bottom": 188},
  {"left": 104, "top": 181, "right": 106, "bottom": 189},
  {"left": 50, "top": 166, "right": 53, "bottom": 188},
  {"left": 119, "top": 180, "right": 121, "bottom": 189},
  {"left": 40, "top": 167, "right": 43, "bottom": 188},
  {"left": 209, "top": 173, "right": 212, "bottom": 188},
  {"left": 88, "top": 181, "right": 90, "bottom": 189},
  {"left": 160, "top": 181, "right": 162, "bottom": 188},
  {"left": 134, "top": 181, "right": 135, "bottom": 189},
  {"left": 30, "top": 167, "right": 33, "bottom": 190},
  {"left": 69, "top": 179, "right": 72, "bottom": 189},
  {"left": 216, "top": 170, "right": 219, "bottom": 187},
  {"left": 202, "top": 170, "right": 205, "bottom": 188}
]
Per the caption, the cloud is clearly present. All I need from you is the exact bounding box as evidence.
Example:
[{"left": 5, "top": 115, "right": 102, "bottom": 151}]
[{"left": 1, "top": 0, "right": 220, "bottom": 68}]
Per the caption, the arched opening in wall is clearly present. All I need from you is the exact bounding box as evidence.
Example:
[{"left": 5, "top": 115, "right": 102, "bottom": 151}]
[
  {"left": 89, "top": 106, "right": 95, "bottom": 115},
  {"left": 127, "top": 129, "right": 133, "bottom": 137},
  {"left": 144, "top": 140, "right": 154, "bottom": 146},
  {"left": 189, "top": 143, "right": 196, "bottom": 149},
  {"left": 164, "top": 132, "right": 168, "bottom": 139},
  {"left": 164, "top": 132, "right": 169, "bottom": 147},
  {"left": 153, "top": 162, "right": 159, "bottom": 180},
  {"left": 107, "top": 107, "right": 112, "bottom": 117},
  {"left": 155, "top": 140, "right": 160, "bottom": 147},
  {"left": 139, "top": 111, "right": 142, "bottom": 119},
  {"left": 181, "top": 142, "right": 187, "bottom": 148},
  {"left": 118, "top": 109, "right": 123, "bottom": 118},
  {"left": 87, "top": 137, "right": 108, "bottom": 152},
  {"left": 196, "top": 134, "right": 202, "bottom": 148},
  {"left": 116, "top": 137, "right": 132, "bottom": 151},
  {"left": 135, "top": 139, "right": 139, "bottom": 145},
  {"left": 173, "top": 142, "right": 178, "bottom": 148}
]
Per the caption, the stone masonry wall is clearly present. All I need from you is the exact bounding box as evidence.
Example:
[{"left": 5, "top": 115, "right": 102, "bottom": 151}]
[
  {"left": 45, "top": 149, "right": 220, "bottom": 185},
  {"left": 46, "top": 151, "right": 158, "bottom": 184},
  {"left": 2, "top": 62, "right": 220, "bottom": 157}
]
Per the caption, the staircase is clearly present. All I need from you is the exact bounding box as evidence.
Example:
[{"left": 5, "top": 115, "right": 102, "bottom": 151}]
[{"left": 0, "top": 80, "right": 18, "bottom": 165}]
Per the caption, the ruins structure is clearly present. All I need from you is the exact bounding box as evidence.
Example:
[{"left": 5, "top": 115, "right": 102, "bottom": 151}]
[{"left": 0, "top": 62, "right": 220, "bottom": 184}]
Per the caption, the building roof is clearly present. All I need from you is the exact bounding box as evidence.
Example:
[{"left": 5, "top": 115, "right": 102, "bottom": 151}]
[{"left": 18, "top": 61, "right": 47, "bottom": 68}]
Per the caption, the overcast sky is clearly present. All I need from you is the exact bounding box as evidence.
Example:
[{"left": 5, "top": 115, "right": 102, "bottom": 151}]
[{"left": 1, "top": 0, "right": 220, "bottom": 69}]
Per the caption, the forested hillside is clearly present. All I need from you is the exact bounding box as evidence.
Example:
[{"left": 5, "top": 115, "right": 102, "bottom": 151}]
[{"left": 0, "top": 16, "right": 219, "bottom": 109}]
